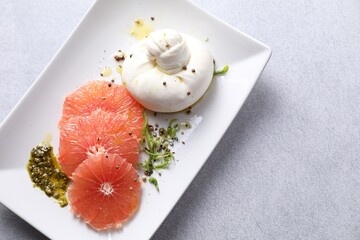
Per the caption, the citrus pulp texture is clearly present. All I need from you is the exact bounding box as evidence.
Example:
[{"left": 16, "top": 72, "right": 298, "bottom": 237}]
[
  {"left": 58, "top": 109, "right": 141, "bottom": 177},
  {"left": 58, "top": 80, "right": 144, "bottom": 177},
  {"left": 68, "top": 153, "right": 141, "bottom": 231},
  {"left": 58, "top": 80, "right": 143, "bottom": 134}
]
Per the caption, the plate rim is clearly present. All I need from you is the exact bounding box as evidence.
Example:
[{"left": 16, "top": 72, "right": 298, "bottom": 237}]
[{"left": 0, "top": 0, "right": 272, "bottom": 239}]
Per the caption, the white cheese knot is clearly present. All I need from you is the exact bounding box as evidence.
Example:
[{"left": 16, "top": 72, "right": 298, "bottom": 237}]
[
  {"left": 122, "top": 29, "right": 214, "bottom": 113},
  {"left": 146, "top": 29, "right": 191, "bottom": 74}
]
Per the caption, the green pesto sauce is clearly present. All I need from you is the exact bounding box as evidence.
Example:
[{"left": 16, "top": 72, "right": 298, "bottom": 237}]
[{"left": 27, "top": 144, "right": 70, "bottom": 207}]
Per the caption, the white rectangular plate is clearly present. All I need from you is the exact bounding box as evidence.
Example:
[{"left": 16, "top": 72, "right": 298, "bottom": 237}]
[{"left": 0, "top": 0, "right": 271, "bottom": 239}]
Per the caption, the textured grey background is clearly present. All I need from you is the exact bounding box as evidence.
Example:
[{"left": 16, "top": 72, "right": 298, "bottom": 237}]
[{"left": 1, "top": 0, "right": 360, "bottom": 239}]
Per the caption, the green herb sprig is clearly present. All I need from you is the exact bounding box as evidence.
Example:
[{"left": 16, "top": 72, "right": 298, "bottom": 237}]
[
  {"left": 149, "top": 177, "right": 159, "bottom": 191},
  {"left": 214, "top": 65, "right": 229, "bottom": 76},
  {"left": 138, "top": 111, "right": 191, "bottom": 190}
]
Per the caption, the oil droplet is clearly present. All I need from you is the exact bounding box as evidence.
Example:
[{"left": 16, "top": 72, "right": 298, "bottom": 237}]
[
  {"left": 130, "top": 18, "right": 153, "bottom": 40},
  {"left": 42, "top": 132, "right": 52, "bottom": 146},
  {"left": 100, "top": 67, "right": 112, "bottom": 77},
  {"left": 116, "top": 65, "right": 123, "bottom": 75}
]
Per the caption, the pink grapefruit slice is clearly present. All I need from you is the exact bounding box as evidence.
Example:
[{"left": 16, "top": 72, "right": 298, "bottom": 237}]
[
  {"left": 58, "top": 80, "right": 143, "bottom": 140},
  {"left": 68, "top": 153, "right": 141, "bottom": 231},
  {"left": 58, "top": 109, "right": 141, "bottom": 177}
]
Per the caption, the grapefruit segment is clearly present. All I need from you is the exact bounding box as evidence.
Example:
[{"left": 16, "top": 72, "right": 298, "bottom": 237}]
[
  {"left": 68, "top": 154, "right": 140, "bottom": 231},
  {"left": 58, "top": 109, "right": 140, "bottom": 176},
  {"left": 58, "top": 80, "right": 143, "bottom": 140}
]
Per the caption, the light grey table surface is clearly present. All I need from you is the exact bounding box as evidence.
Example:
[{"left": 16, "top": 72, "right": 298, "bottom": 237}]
[{"left": 1, "top": 0, "right": 360, "bottom": 239}]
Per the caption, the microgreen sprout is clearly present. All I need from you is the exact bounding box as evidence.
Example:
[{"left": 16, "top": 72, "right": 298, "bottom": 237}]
[
  {"left": 138, "top": 111, "right": 191, "bottom": 190},
  {"left": 149, "top": 177, "right": 159, "bottom": 191},
  {"left": 214, "top": 65, "right": 229, "bottom": 76}
]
